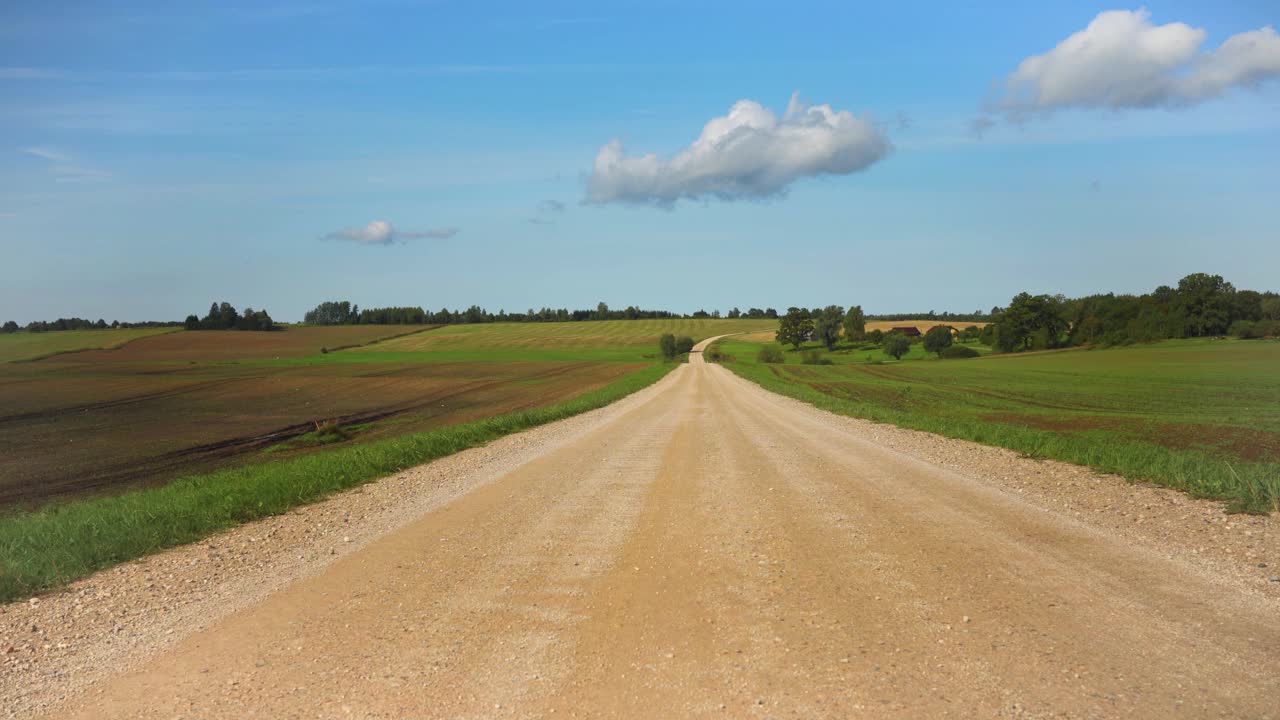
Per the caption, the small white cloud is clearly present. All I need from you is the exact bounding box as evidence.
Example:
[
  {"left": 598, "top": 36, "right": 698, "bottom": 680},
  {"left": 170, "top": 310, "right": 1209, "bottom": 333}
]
[
  {"left": 585, "top": 93, "right": 891, "bottom": 207},
  {"left": 538, "top": 199, "right": 566, "bottom": 213},
  {"left": 991, "top": 9, "right": 1280, "bottom": 119},
  {"left": 323, "top": 220, "right": 458, "bottom": 246}
]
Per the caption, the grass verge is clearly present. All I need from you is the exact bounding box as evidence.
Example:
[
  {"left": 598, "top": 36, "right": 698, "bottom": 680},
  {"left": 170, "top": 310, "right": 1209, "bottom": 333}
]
[
  {"left": 712, "top": 341, "right": 1280, "bottom": 514},
  {"left": 0, "top": 363, "right": 675, "bottom": 602}
]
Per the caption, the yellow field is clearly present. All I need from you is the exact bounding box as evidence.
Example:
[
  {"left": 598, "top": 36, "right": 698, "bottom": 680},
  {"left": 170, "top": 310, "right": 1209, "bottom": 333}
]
[
  {"left": 369, "top": 319, "right": 779, "bottom": 351},
  {"left": 736, "top": 319, "right": 989, "bottom": 343}
]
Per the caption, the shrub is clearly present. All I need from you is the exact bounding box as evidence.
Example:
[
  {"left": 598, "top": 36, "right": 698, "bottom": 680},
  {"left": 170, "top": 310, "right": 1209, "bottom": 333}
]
[
  {"left": 801, "top": 350, "right": 832, "bottom": 365},
  {"left": 867, "top": 328, "right": 884, "bottom": 344},
  {"left": 1230, "top": 320, "right": 1263, "bottom": 340},
  {"left": 939, "top": 345, "right": 980, "bottom": 359},
  {"left": 757, "top": 344, "right": 785, "bottom": 363},
  {"left": 883, "top": 333, "right": 911, "bottom": 360},
  {"left": 675, "top": 336, "right": 695, "bottom": 354},
  {"left": 659, "top": 333, "right": 677, "bottom": 360}
]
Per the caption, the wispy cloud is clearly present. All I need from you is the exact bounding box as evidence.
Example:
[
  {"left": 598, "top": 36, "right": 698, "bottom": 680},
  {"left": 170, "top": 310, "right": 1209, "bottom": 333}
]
[
  {"left": 585, "top": 93, "right": 891, "bottom": 207},
  {"left": 0, "top": 67, "right": 64, "bottom": 80},
  {"left": 988, "top": 9, "right": 1280, "bottom": 120},
  {"left": 536, "top": 17, "right": 609, "bottom": 31},
  {"left": 21, "top": 146, "right": 70, "bottom": 162},
  {"left": 0, "top": 64, "right": 520, "bottom": 83},
  {"left": 527, "top": 199, "right": 567, "bottom": 225},
  {"left": 20, "top": 146, "right": 111, "bottom": 183},
  {"left": 322, "top": 220, "right": 458, "bottom": 246},
  {"left": 968, "top": 115, "right": 996, "bottom": 139}
]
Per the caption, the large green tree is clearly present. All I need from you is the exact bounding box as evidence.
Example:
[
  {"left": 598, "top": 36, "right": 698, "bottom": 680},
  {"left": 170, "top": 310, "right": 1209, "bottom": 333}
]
[
  {"left": 776, "top": 307, "right": 814, "bottom": 350},
  {"left": 994, "top": 292, "right": 1069, "bottom": 352},
  {"left": 1176, "top": 273, "right": 1235, "bottom": 337}
]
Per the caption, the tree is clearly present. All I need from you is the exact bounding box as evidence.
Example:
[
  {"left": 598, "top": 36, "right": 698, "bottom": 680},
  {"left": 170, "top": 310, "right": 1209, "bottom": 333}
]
[
  {"left": 304, "top": 301, "right": 357, "bottom": 325},
  {"left": 675, "top": 336, "right": 695, "bottom": 354},
  {"left": 1, "top": 321, "right": 18, "bottom": 333},
  {"left": 994, "top": 292, "right": 1068, "bottom": 352},
  {"left": 1262, "top": 296, "right": 1280, "bottom": 322},
  {"left": 776, "top": 307, "right": 814, "bottom": 350},
  {"left": 184, "top": 315, "right": 200, "bottom": 330},
  {"left": 659, "top": 334, "right": 677, "bottom": 360},
  {"left": 813, "top": 305, "right": 843, "bottom": 351},
  {"left": 923, "top": 326, "right": 953, "bottom": 356},
  {"left": 883, "top": 333, "right": 910, "bottom": 360},
  {"left": 1176, "top": 273, "right": 1235, "bottom": 337},
  {"left": 842, "top": 305, "right": 866, "bottom": 342},
  {"left": 867, "top": 328, "right": 884, "bottom": 344}
]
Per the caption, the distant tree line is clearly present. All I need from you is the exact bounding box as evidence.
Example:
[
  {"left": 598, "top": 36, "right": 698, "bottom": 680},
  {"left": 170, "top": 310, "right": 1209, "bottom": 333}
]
[
  {"left": 3, "top": 318, "right": 181, "bottom": 333},
  {"left": 984, "top": 273, "right": 1278, "bottom": 352},
  {"left": 184, "top": 302, "right": 277, "bottom": 332},
  {"left": 301, "top": 300, "right": 783, "bottom": 326},
  {"left": 868, "top": 310, "right": 992, "bottom": 323}
]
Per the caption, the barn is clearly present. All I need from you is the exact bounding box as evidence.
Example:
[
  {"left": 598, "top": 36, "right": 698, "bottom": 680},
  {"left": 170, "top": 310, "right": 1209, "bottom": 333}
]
[{"left": 891, "top": 326, "right": 922, "bottom": 337}]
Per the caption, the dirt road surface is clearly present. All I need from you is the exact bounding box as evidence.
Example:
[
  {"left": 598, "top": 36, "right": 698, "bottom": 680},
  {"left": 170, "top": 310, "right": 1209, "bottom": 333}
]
[{"left": 29, "top": 339, "right": 1280, "bottom": 718}]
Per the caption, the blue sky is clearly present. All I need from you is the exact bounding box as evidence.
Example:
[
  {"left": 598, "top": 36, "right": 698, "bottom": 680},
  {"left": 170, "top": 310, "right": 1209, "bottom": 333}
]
[{"left": 1, "top": 1, "right": 1277, "bottom": 323}]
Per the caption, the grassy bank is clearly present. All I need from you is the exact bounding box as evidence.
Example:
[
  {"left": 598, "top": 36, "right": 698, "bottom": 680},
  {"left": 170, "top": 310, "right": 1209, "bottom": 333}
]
[
  {"left": 0, "top": 363, "right": 675, "bottom": 602},
  {"left": 713, "top": 338, "right": 1280, "bottom": 513}
]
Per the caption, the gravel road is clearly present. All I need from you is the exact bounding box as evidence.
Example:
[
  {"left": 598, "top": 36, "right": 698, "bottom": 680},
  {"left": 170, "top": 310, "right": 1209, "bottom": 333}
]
[{"left": 8, "top": 337, "right": 1278, "bottom": 718}]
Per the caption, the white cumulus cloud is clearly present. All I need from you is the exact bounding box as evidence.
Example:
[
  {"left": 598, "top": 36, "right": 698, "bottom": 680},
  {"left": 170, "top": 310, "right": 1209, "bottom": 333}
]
[
  {"left": 990, "top": 9, "right": 1280, "bottom": 118},
  {"left": 323, "top": 220, "right": 458, "bottom": 246},
  {"left": 585, "top": 93, "right": 891, "bottom": 207}
]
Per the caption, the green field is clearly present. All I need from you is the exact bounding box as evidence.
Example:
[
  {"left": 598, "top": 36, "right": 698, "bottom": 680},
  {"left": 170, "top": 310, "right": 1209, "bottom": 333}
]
[
  {"left": 4, "top": 321, "right": 771, "bottom": 507},
  {"left": 0, "top": 319, "right": 776, "bottom": 601},
  {"left": 0, "top": 327, "right": 180, "bottom": 363},
  {"left": 714, "top": 336, "right": 1280, "bottom": 512}
]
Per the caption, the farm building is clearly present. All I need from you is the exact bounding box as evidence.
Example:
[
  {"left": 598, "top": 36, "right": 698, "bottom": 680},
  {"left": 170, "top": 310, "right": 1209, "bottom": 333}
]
[{"left": 891, "top": 326, "right": 922, "bottom": 337}]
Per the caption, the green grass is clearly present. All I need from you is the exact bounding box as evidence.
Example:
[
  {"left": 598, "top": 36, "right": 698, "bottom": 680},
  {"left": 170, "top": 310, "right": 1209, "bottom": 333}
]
[
  {"left": 0, "top": 363, "right": 674, "bottom": 602},
  {"left": 715, "top": 337, "right": 1280, "bottom": 513},
  {"left": 0, "top": 327, "right": 180, "bottom": 363}
]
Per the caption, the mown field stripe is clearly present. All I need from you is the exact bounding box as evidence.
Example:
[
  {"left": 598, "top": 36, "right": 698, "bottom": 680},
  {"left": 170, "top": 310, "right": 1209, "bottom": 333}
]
[
  {"left": 3, "top": 327, "right": 183, "bottom": 364},
  {"left": 0, "top": 362, "right": 677, "bottom": 602}
]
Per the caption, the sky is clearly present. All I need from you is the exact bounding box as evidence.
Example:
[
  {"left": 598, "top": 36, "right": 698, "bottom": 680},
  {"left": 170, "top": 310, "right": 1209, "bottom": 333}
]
[{"left": 1, "top": 0, "right": 1278, "bottom": 323}]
